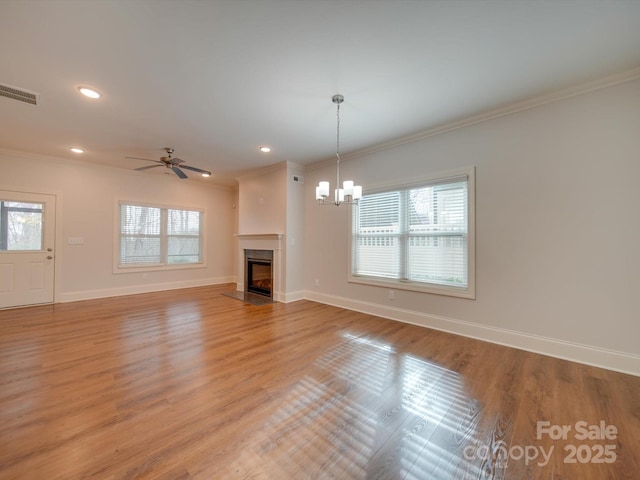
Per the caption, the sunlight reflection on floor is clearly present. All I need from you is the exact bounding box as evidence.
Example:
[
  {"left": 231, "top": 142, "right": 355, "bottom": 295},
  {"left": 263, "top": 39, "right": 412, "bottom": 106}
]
[{"left": 227, "top": 331, "right": 500, "bottom": 479}]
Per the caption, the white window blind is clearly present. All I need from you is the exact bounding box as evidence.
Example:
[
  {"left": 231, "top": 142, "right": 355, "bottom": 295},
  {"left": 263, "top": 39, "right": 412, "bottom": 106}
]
[
  {"left": 352, "top": 174, "right": 470, "bottom": 293},
  {"left": 119, "top": 203, "right": 202, "bottom": 267},
  {"left": 167, "top": 208, "right": 201, "bottom": 264}
]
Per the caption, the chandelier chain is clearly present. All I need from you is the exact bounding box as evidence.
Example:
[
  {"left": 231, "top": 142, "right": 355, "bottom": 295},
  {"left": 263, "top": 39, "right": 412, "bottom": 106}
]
[
  {"left": 336, "top": 102, "right": 340, "bottom": 160},
  {"left": 336, "top": 101, "right": 340, "bottom": 186}
]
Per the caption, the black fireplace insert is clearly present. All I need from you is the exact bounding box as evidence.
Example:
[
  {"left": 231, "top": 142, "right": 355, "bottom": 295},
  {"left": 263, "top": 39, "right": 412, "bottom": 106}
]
[{"left": 245, "top": 249, "right": 273, "bottom": 298}]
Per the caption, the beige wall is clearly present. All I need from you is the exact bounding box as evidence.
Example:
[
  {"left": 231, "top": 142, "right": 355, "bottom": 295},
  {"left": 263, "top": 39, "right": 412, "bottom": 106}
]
[
  {"left": 1, "top": 151, "right": 236, "bottom": 301},
  {"left": 304, "top": 79, "right": 640, "bottom": 373}
]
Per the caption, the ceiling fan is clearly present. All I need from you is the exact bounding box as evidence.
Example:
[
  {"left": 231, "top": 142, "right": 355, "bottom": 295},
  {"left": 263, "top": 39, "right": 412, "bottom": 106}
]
[{"left": 126, "top": 148, "right": 211, "bottom": 179}]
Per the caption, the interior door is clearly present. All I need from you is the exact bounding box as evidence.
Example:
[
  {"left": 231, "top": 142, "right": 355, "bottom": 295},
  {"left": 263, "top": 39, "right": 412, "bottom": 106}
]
[{"left": 0, "top": 190, "right": 56, "bottom": 309}]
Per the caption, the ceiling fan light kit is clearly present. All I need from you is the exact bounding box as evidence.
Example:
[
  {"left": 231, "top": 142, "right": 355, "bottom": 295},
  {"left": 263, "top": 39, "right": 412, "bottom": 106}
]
[
  {"left": 127, "top": 147, "right": 212, "bottom": 179},
  {"left": 315, "top": 94, "right": 362, "bottom": 206}
]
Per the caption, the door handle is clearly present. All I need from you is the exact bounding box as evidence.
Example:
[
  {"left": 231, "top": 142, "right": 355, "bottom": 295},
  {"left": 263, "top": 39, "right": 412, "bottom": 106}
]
[{"left": 47, "top": 256, "right": 53, "bottom": 260}]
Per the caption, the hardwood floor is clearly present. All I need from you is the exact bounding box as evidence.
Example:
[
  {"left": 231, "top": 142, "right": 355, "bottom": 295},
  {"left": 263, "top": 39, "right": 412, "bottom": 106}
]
[{"left": 0, "top": 284, "right": 638, "bottom": 479}]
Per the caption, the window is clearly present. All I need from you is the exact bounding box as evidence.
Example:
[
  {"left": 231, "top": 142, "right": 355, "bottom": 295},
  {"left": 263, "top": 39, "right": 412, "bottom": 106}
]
[
  {"left": 118, "top": 202, "right": 204, "bottom": 269},
  {"left": 0, "top": 201, "right": 44, "bottom": 251},
  {"left": 350, "top": 167, "right": 475, "bottom": 298}
]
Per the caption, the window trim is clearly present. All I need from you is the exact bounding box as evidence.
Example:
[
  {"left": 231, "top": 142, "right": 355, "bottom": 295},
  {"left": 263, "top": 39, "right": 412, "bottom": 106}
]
[
  {"left": 113, "top": 199, "right": 207, "bottom": 274},
  {"left": 348, "top": 166, "right": 475, "bottom": 299}
]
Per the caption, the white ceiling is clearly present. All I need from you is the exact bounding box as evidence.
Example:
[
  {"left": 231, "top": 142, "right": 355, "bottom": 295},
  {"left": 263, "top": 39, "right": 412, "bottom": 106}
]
[{"left": 1, "top": 1, "right": 640, "bottom": 185}]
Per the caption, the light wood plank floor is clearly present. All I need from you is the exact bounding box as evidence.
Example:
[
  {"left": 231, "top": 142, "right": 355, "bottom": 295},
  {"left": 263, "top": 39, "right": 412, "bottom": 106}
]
[{"left": 1, "top": 284, "right": 638, "bottom": 479}]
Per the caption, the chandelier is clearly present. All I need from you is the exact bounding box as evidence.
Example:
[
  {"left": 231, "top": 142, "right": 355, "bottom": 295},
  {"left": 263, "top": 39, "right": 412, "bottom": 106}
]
[{"left": 315, "top": 94, "right": 362, "bottom": 206}]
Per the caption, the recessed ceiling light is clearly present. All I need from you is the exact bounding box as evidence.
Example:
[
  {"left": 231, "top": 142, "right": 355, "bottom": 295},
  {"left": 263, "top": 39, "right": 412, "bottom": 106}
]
[
  {"left": 259, "top": 146, "right": 271, "bottom": 153},
  {"left": 77, "top": 86, "right": 102, "bottom": 99},
  {"left": 69, "top": 147, "right": 85, "bottom": 154}
]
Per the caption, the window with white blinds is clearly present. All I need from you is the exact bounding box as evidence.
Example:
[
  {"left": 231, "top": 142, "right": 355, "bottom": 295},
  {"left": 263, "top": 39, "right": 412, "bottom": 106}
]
[
  {"left": 350, "top": 168, "right": 475, "bottom": 298},
  {"left": 118, "top": 202, "right": 203, "bottom": 268}
]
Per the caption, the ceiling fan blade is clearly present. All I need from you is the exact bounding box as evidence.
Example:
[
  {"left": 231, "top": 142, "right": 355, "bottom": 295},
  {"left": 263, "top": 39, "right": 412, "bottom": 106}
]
[
  {"left": 125, "top": 156, "right": 163, "bottom": 163},
  {"left": 135, "top": 164, "right": 163, "bottom": 171},
  {"left": 181, "top": 165, "right": 212, "bottom": 175},
  {"left": 172, "top": 166, "right": 188, "bottom": 179}
]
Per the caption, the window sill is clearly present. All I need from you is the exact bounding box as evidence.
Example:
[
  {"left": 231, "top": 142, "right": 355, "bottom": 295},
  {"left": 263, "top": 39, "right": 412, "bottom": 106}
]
[
  {"left": 348, "top": 274, "right": 475, "bottom": 299},
  {"left": 114, "top": 262, "right": 206, "bottom": 274}
]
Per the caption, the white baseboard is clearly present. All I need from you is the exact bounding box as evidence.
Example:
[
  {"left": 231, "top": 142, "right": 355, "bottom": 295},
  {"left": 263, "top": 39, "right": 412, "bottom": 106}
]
[
  {"left": 303, "top": 291, "right": 640, "bottom": 377},
  {"left": 279, "top": 290, "right": 306, "bottom": 303},
  {"left": 58, "top": 276, "right": 235, "bottom": 303}
]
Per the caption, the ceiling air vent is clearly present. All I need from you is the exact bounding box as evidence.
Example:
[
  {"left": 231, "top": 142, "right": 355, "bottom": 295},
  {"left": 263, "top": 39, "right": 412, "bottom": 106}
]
[{"left": 0, "top": 83, "right": 40, "bottom": 106}]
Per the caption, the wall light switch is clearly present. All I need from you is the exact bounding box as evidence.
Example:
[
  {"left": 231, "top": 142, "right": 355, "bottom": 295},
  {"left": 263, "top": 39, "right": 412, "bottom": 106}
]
[{"left": 68, "top": 237, "right": 84, "bottom": 245}]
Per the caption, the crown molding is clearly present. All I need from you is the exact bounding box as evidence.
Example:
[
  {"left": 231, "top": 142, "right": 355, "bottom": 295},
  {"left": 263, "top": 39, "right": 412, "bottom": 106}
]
[
  {"left": 0, "top": 147, "right": 235, "bottom": 191},
  {"left": 236, "top": 160, "right": 306, "bottom": 182},
  {"left": 0, "top": 146, "right": 89, "bottom": 167},
  {"left": 306, "top": 66, "right": 640, "bottom": 172}
]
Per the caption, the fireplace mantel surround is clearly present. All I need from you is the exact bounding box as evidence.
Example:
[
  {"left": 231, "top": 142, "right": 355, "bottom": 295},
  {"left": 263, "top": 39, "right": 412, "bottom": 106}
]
[{"left": 235, "top": 234, "right": 283, "bottom": 301}]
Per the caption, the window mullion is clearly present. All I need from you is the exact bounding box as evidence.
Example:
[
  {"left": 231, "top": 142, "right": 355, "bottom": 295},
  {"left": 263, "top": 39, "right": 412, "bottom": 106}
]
[
  {"left": 161, "top": 208, "right": 168, "bottom": 265},
  {"left": 399, "top": 190, "right": 408, "bottom": 280}
]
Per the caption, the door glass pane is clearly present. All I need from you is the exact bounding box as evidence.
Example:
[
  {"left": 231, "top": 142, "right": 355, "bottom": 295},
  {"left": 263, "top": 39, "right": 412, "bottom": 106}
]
[{"left": 1, "top": 200, "right": 44, "bottom": 251}]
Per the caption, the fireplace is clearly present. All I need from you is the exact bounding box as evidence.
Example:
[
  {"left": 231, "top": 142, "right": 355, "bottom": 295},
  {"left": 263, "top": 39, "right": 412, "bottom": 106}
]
[
  {"left": 245, "top": 249, "right": 273, "bottom": 298},
  {"left": 236, "top": 234, "right": 282, "bottom": 302}
]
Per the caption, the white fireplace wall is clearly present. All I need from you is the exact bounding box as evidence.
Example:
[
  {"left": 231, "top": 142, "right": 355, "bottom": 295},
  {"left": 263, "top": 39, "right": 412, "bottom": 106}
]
[
  {"left": 237, "top": 164, "right": 287, "bottom": 234},
  {"left": 285, "top": 163, "right": 305, "bottom": 299},
  {"left": 236, "top": 162, "right": 305, "bottom": 302}
]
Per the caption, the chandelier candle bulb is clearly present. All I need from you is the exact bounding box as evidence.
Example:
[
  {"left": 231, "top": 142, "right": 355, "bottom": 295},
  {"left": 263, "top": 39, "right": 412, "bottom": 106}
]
[
  {"left": 353, "top": 185, "right": 362, "bottom": 200},
  {"left": 343, "top": 181, "right": 354, "bottom": 196},
  {"left": 319, "top": 181, "right": 330, "bottom": 198},
  {"left": 335, "top": 189, "right": 345, "bottom": 203}
]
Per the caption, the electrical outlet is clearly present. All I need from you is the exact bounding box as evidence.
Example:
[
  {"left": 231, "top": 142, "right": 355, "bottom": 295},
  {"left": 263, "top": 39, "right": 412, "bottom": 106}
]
[
  {"left": 314, "top": 279, "right": 320, "bottom": 287},
  {"left": 388, "top": 290, "right": 395, "bottom": 300}
]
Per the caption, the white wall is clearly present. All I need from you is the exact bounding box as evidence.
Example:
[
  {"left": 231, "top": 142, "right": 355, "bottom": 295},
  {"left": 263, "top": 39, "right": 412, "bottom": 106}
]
[
  {"left": 237, "top": 165, "right": 287, "bottom": 234},
  {"left": 304, "top": 79, "right": 640, "bottom": 375},
  {"left": 236, "top": 162, "right": 306, "bottom": 300},
  {"left": 285, "top": 164, "right": 305, "bottom": 298},
  {"left": 1, "top": 151, "right": 236, "bottom": 301}
]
